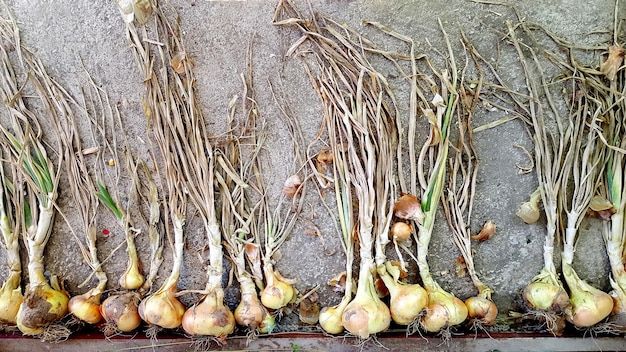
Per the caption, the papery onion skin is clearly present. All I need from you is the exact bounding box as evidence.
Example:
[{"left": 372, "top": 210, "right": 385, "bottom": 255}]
[
  {"left": 101, "top": 292, "right": 141, "bottom": 332},
  {"left": 138, "top": 287, "right": 186, "bottom": 329},
  {"left": 16, "top": 284, "right": 69, "bottom": 335}
]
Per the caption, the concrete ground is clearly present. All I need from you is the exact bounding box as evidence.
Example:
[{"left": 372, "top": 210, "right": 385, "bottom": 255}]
[{"left": 0, "top": 0, "right": 622, "bottom": 350}]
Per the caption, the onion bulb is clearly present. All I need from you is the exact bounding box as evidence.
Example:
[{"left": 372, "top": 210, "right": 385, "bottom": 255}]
[
  {"left": 563, "top": 262, "right": 613, "bottom": 327},
  {"left": 260, "top": 268, "right": 295, "bottom": 310},
  {"left": 16, "top": 278, "right": 69, "bottom": 335},
  {"left": 465, "top": 296, "right": 498, "bottom": 326},
  {"left": 119, "top": 254, "right": 144, "bottom": 290},
  {"left": 341, "top": 273, "right": 391, "bottom": 339},
  {"left": 420, "top": 288, "right": 468, "bottom": 332},
  {"left": 139, "top": 285, "right": 186, "bottom": 329},
  {"left": 182, "top": 290, "right": 235, "bottom": 337},
  {"left": 523, "top": 281, "right": 569, "bottom": 312},
  {"left": 319, "top": 298, "right": 349, "bottom": 334},
  {"left": 234, "top": 279, "right": 275, "bottom": 333},
  {"left": 101, "top": 292, "right": 141, "bottom": 332},
  {"left": 378, "top": 263, "right": 427, "bottom": 325},
  {"left": 390, "top": 222, "right": 412, "bottom": 242},
  {"left": 393, "top": 194, "right": 424, "bottom": 224},
  {"left": 0, "top": 272, "right": 23, "bottom": 324},
  {"left": 68, "top": 288, "right": 103, "bottom": 324}
]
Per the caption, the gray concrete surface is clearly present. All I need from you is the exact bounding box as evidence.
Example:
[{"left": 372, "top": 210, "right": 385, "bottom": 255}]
[{"left": 0, "top": 0, "right": 622, "bottom": 348}]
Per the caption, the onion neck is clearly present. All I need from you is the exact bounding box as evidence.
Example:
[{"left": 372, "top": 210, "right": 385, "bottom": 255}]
[
  {"left": 562, "top": 212, "right": 578, "bottom": 265},
  {"left": 205, "top": 221, "right": 223, "bottom": 292},
  {"left": 27, "top": 244, "right": 47, "bottom": 286},
  {"left": 542, "top": 200, "right": 558, "bottom": 277},
  {"left": 416, "top": 224, "right": 437, "bottom": 292}
]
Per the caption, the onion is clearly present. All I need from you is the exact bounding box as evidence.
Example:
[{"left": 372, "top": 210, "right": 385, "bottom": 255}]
[
  {"left": 101, "top": 292, "right": 141, "bottom": 332},
  {"left": 390, "top": 222, "right": 412, "bottom": 242},
  {"left": 260, "top": 268, "right": 295, "bottom": 310},
  {"left": 562, "top": 262, "right": 613, "bottom": 327},
  {"left": 341, "top": 263, "right": 391, "bottom": 339},
  {"left": 16, "top": 278, "right": 69, "bottom": 335},
  {"left": 465, "top": 296, "right": 498, "bottom": 326},
  {"left": 68, "top": 288, "right": 103, "bottom": 324},
  {"left": 118, "top": 256, "right": 144, "bottom": 290},
  {"left": 139, "top": 284, "right": 186, "bottom": 329},
  {"left": 182, "top": 290, "right": 235, "bottom": 337},
  {"left": 319, "top": 301, "right": 348, "bottom": 334},
  {"left": 523, "top": 281, "right": 569, "bottom": 312},
  {"left": 378, "top": 263, "right": 427, "bottom": 325},
  {"left": 0, "top": 272, "right": 23, "bottom": 324},
  {"left": 234, "top": 279, "right": 275, "bottom": 333},
  {"left": 420, "top": 288, "right": 468, "bottom": 332}
]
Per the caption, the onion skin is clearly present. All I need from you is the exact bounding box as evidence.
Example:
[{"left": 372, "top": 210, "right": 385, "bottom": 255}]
[
  {"left": 139, "top": 286, "right": 186, "bottom": 329},
  {"left": 465, "top": 296, "right": 498, "bottom": 326},
  {"left": 182, "top": 291, "right": 235, "bottom": 337},
  {"left": 16, "top": 283, "right": 69, "bottom": 335},
  {"left": 68, "top": 289, "right": 103, "bottom": 324},
  {"left": 101, "top": 292, "right": 141, "bottom": 332}
]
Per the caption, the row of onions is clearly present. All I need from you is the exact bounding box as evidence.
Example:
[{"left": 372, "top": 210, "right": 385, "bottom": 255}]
[
  {"left": 472, "top": 2, "right": 625, "bottom": 334},
  {"left": 274, "top": 0, "right": 498, "bottom": 340},
  {"left": 0, "top": 0, "right": 624, "bottom": 343}
]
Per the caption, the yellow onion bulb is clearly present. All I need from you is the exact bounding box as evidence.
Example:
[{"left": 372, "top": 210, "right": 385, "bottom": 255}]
[
  {"left": 341, "top": 294, "right": 391, "bottom": 339},
  {"left": 563, "top": 263, "right": 613, "bottom": 328},
  {"left": 319, "top": 304, "right": 346, "bottom": 334},
  {"left": 390, "top": 222, "right": 412, "bottom": 242},
  {"left": 235, "top": 292, "right": 274, "bottom": 333},
  {"left": 101, "top": 292, "right": 141, "bottom": 332},
  {"left": 0, "top": 274, "right": 23, "bottom": 324},
  {"left": 388, "top": 283, "right": 428, "bottom": 325},
  {"left": 260, "top": 271, "right": 295, "bottom": 310},
  {"left": 119, "top": 261, "right": 144, "bottom": 291},
  {"left": 16, "top": 283, "right": 70, "bottom": 335},
  {"left": 182, "top": 293, "right": 235, "bottom": 337},
  {"left": 68, "top": 289, "right": 103, "bottom": 324},
  {"left": 465, "top": 296, "right": 498, "bottom": 326},
  {"left": 523, "top": 281, "right": 569, "bottom": 312},
  {"left": 421, "top": 290, "right": 468, "bottom": 332},
  {"left": 139, "top": 286, "right": 186, "bottom": 329},
  {"left": 567, "top": 290, "right": 613, "bottom": 327}
]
